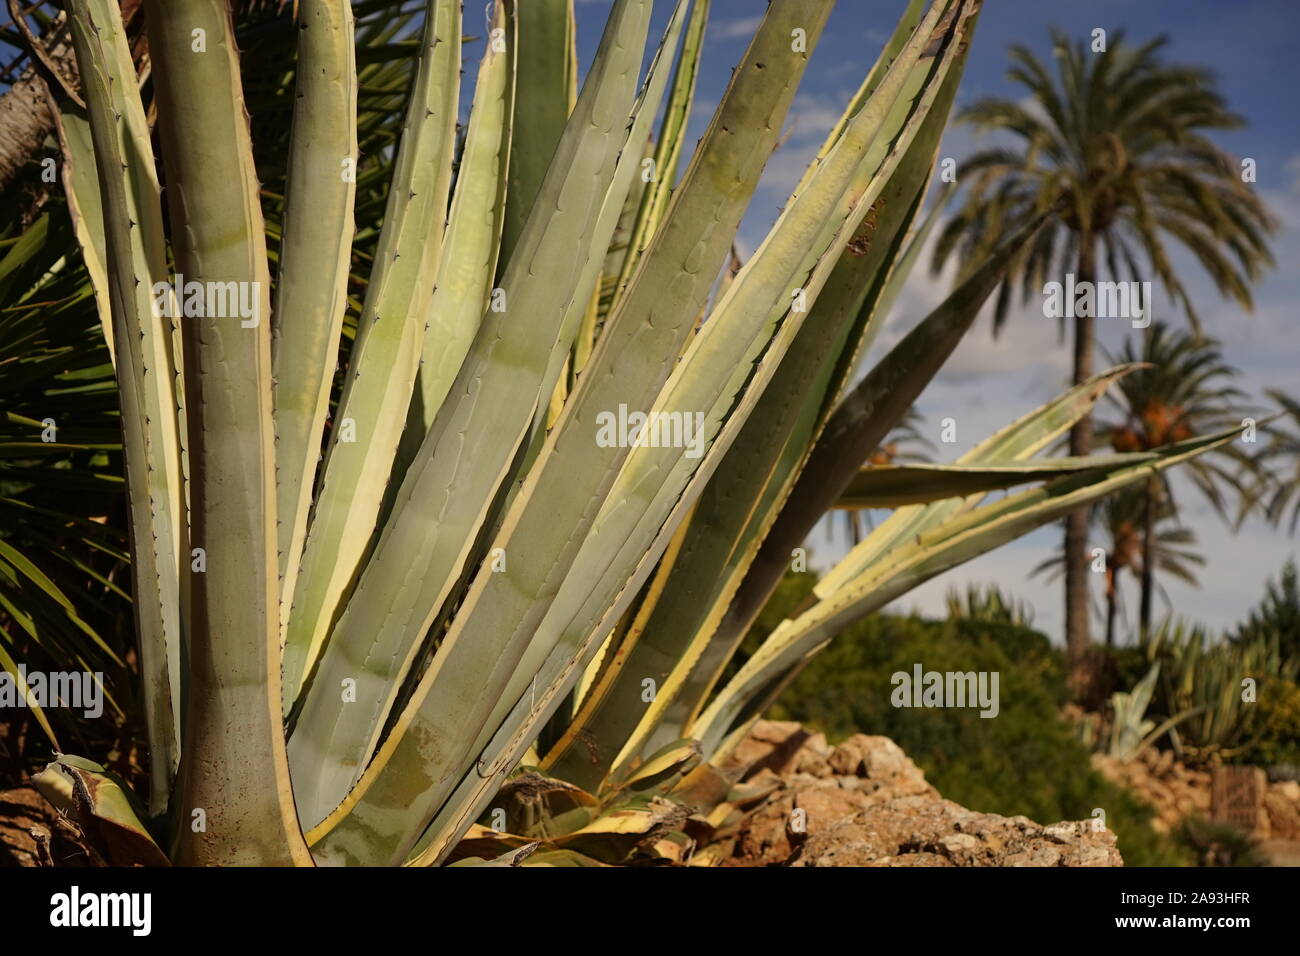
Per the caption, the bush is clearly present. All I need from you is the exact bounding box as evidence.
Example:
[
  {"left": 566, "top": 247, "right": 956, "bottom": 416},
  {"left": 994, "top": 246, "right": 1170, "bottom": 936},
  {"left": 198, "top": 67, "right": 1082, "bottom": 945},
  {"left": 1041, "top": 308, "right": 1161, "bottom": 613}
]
[{"left": 1234, "top": 677, "right": 1300, "bottom": 767}]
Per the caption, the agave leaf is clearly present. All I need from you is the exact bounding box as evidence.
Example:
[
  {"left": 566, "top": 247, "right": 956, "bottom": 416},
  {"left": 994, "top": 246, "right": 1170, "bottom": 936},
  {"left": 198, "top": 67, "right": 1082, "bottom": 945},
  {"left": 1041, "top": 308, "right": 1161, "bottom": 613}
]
[
  {"left": 541, "top": 797, "right": 689, "bottom": 864},
  {"left": 558, "top": 1, "right": 973, "bottom": 732},
  {"left": 626, "top": 191, "right": 946, "bottom": 759},
  {"left": 33, "top": 755, "right": 170, "bottom": 867},
  {"left": 527, "top": 0, "right": 689, "bottom": 446},
  {"left": 837, "top": 179, "right": 954, "bottom": 392},
  {"left": 499, "top": 0, "right": 576, "bottom": 263},
  {"left": 519, "top": 0, "right": 964, "bottom": 756},
  {"left": 960, "top": 365, "right": 1150, "bottom": 463},
  {"left": 389, "top": 0, "right": 515, "bottom": 492},
  {"left": 598, "top": 135, "right": 653, "bottom": 320},
  {"left": 272, "top": 0, "right": 358, "bottom": 657},
  {"left": 1130, "top": 707, "right": 1206, "bottom": 763},
  {"left": 66, "top": 0, "right": 186, "bottom": 816},
  {"left": 1109, "top": 662, "right": 1161, "bottom": 759},
  {"left": 282, "top": 0, "right": 462, "bottom": 709},
  {"left": 790, "top": 0, "right": 929, "bottom": 200},
  {"left": 64, "top": 0, "right": 185, "bottom": 813},
  {"left": 554, "top": 807, "right": 661, "bottom": 838},
  {"left": 611, "top": 738, "right": 701, "bottom": 793},
  {"left": 445, "top": 842, "right": 541, "bottom": 867},
  {"left": 142, "top": 0, "right": 309, "bottom": 864},
  {"left": 833, "top": 454, "right": 1159, "bottom": 508},
  {"left": 519, "top": 848, "right": 611, "bottom": 867},
  {"left": 53, "top": 107, "right": 113, "bottom": 358},
  {"left": 441, "top": 831, "right": 604, "bottom": 867}
]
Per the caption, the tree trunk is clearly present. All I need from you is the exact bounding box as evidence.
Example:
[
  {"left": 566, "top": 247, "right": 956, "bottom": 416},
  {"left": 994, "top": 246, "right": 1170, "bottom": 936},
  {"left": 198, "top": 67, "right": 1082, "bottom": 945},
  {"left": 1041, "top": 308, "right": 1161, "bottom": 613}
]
[
  {"left": 1139, "top": 474, "right": 1158, "bottom": 636},
  {"left": 0, "top": 12, "right": 80, "bottom": 198},
  {"left": 0, "top": 68, "right": 53, "bottom": 193},
  {"left": 1065, "top": 232, "right": 1097, "bottom": 692}
]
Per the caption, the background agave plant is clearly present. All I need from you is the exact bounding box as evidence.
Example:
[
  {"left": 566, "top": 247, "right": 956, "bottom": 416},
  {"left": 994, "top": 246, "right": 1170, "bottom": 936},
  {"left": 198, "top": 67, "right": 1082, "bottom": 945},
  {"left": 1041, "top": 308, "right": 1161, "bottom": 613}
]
[
  {"left": 1139, "top": 618, "right": 1298, "bottom": 762},
  {"left": 1, "top": 0, "right": 1250, "bottom": 866}
]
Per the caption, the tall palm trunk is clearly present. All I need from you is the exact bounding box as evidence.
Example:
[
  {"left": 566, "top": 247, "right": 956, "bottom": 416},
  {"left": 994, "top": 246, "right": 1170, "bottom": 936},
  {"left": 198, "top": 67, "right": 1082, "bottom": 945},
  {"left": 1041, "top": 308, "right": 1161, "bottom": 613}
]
[
  {"left": 1065, "top": 231, "right": 1096, "bottom": 689},
  {"left": 1138, "top": 474, "right": 1158, "bottom": 636}
]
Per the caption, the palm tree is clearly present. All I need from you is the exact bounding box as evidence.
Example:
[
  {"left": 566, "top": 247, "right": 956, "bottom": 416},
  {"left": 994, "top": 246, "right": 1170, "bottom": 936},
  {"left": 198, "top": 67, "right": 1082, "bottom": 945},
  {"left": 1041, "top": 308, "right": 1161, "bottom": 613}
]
[
  {"left": 1100, "top": 322, "right": 1258, "bottom": 635},
  {"left": 933, "top": 28, "right": 1275, "bottom": 680},
  {"left": 1032, "top": 487, "right": 1203, "bottom": 647}
]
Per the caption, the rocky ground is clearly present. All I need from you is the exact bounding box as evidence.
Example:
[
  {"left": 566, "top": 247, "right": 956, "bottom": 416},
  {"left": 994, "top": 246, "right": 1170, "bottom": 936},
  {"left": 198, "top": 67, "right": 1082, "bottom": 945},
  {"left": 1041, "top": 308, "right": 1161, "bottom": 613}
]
[
  {"left": 0, "top": 786, "right": 99, "bottom": 867},
  {"left": 716, "top": 721, "right": 1122, "bottom": 866},
  {"left": 1090, "top": 745, "right": 1300, "bottom": 865}
]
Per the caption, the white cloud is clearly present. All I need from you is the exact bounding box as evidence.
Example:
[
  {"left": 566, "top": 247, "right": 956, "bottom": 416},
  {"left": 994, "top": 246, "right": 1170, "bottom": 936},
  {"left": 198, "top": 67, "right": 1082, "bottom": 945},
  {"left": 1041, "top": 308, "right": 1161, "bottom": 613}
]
[{"left": 711, "top": 15, "right": 764, "bottom": 41}]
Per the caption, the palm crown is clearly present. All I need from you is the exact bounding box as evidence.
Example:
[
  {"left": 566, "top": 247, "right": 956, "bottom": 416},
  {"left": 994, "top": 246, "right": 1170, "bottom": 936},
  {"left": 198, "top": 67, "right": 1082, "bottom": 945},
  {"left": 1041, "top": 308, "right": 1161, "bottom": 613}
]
[{"left": 933, "top": 28, "right": 1274, "bottom": 333}]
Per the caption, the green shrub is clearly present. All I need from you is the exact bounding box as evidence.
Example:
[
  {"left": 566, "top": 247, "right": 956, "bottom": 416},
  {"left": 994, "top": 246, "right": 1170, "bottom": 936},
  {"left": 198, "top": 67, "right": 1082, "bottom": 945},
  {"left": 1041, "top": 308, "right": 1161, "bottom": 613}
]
[{"left": 1234, "top": 677, "right": 1300, "bottom": 767}]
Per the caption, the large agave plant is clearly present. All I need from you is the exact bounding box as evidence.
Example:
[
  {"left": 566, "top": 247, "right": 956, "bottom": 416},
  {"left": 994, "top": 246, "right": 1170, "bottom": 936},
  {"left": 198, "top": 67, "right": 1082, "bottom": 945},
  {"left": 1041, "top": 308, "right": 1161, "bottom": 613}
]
[{"left": 10, "top": 0, "right": 1246, "bottom": 866}]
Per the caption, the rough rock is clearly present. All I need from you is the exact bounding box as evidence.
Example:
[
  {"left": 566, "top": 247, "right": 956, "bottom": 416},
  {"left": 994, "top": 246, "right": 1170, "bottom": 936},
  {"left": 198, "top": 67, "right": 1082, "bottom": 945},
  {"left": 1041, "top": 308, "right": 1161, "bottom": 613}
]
[
  {"left": 721, "top": 722, "right": 1122, "bottom": 867},
  {"left": 1262, "top": 781, "right": 1300, "bottom": 840},
  {"left": 728, "top": 720, "right": 832, "bottom": 778},
  {"left": 1091, "top": 749, "right": 1211, "bottom": 835}
]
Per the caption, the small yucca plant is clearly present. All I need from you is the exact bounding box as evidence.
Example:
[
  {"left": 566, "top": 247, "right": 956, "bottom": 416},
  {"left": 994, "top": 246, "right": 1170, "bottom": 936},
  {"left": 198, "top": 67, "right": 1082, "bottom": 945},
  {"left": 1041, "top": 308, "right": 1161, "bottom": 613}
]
[{"left": 14, "top": 0, "right": 1245, "bottom": 866}]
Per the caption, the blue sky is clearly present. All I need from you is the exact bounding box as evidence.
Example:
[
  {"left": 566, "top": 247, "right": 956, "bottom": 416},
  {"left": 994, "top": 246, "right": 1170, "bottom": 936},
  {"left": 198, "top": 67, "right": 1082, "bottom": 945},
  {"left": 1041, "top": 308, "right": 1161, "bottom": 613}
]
[{"left": 570, "top": 1, "right": 1300, "bottom": 643}]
